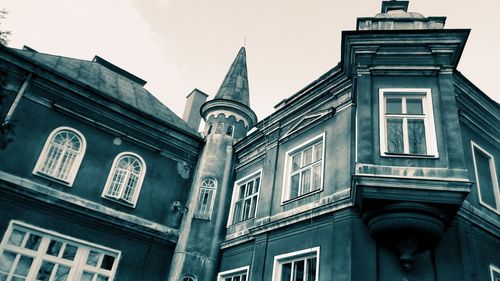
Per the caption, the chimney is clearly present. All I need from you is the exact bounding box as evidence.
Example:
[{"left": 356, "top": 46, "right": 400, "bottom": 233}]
[{"left": 182, "top": 89, "right": 208, "bottom": 130}]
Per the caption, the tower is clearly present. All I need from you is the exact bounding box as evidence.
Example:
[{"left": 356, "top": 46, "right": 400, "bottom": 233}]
[{"left": 168, "top": 47, "right": 257, "bottom": 281}]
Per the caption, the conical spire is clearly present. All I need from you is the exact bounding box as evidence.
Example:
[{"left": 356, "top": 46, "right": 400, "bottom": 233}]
[{"left": 214, "top": 47, "right": 250, "bottom": 107}]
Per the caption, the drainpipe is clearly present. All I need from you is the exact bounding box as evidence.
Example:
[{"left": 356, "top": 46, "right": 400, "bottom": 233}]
[{"left": 2, "top": 73, "right": 33, "bottom": 125}]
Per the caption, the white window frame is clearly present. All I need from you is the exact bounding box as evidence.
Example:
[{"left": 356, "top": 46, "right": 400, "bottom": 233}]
[
  {"left": 471, "top": 142, "right": 500, "bottom": 214},
  {"left": 33, "top": 126, "right": 87, "bottom": 186},
  {"left": 181, "top": 276, "right": 197, "bottom": 281},
  {"left": 227, "top": 170, "right": 262, "bottom": 226},
  {"left": 491, "top": 264, "right": 500, "bottom": 281},
  {"left": 281, "top": 133, "right": 325, "bottom": 204},
  {"left": 379, "top": 88, "right": 438, "bottom": 158},
  {"left": 194, "top": 178, "right": 218, "bottom": 220},
  {"left": 101, "top": 152, "right": 146, "bottom": 208},
  {"left": 0, "top": 220, "right": 120, "bottom": 281},
  {"left": 217, "top": 265, "right": 249, "bottom": 281},
  {"left": 271, "top": 247, "right": 320, "bottom": 281}
]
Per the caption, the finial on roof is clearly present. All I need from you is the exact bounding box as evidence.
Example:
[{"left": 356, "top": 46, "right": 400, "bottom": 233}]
[
  {"left": 381, "top": 0, "right": 409, "bottom": 13},
  {"left": 214, "top": 47, "right": 250, "bottom": 107}
]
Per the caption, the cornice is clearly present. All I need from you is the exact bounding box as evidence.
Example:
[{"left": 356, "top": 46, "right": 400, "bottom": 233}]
[{"left": 0, "top": 171, "right": 179, "bottom": 243}]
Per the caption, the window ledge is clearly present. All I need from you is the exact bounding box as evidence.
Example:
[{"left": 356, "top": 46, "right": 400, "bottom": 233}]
[
  {"left": 281, "top": 188, "right": 323, "bottom": 206},
  {"left": 33, "top": 171, "right": 73, "bottom": 187},
  {"left": 102, "top": 195, "right": 136, "bottom": 208},
  {"left": 381, "top": 152, "right": 438, "bottom": 159}
]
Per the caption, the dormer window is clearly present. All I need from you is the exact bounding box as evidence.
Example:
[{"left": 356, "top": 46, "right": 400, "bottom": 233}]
[
  {"left": 379, "top": 89, "right": 438, "bottom": 157},
  {"left": 33, "top": 127, "right": 86, "bottom": 186}
]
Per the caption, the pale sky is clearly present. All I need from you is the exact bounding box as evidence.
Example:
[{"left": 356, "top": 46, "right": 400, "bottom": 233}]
[{"left": 2, "top": 0, "right": 499, "bottom": 121}]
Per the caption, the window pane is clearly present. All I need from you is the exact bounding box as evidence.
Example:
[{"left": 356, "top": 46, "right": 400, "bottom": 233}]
[
  {"left": 46, "top": 240, "right": 63, "bottom": 256},
  {"left": 243, "top": 199, "right": 251, "bottom": 220},
  {"left": 475, "top": 149, "right": 498, "bottom": 209},
  {"left": 246, "top": 181, "right": 254, "bottom": 196},
  {"left": 292, "top": 154, "right": 301, "bottom": 172},
  {"left": 303, "top": 148, "right": 313, "bottom": 166},
  {"left": 307, "top": 257, "right": 317, "bottom": 281},
  {"left": 406, "top": 98, "right": 423, "bottom": 115},
  {"left": 301, "top": 169, "right": 311, "bottom": 194},
  {"left": 407, "top": 119, "right": 427, "bottom": 154},
  {"left": 241, "top": 274, "right": 247, "bottom": 281},
  {"left": 101, "top": 255, "right": 115, "bottom": 270},
  {"left": 0, "top": 251, "right": 16, "bottom": 273},
  {"left": 24, "top": 234, "right": 41, "bottom": 251},
  {"left": 254, "top": 178, "right": 260, "bottom": 192},
  {"left": 386, "top": 98, "right": 402, "bottom": 114},
  {"left": 290, "top": 174, "right": 300, "bottom": 199},
  {"left": 294, "top": 260, "right": 305, "bottom": 281},
  {"left": 14, "top": 256, "right": 33, "bottom": 277},
  {"left": 312, "top": 164, "right": 321, "bottom": 191},
  {"left": 386, "top": 118, "right": 403, "bottom": 153},
  {"left": 249, "top": 197, "right": 257, "bottom": 219},
  {"left": 62, "top": 245, "right": 77, "bottom": 260},
  {"left": 36, "top": 261, "right": 55, "bottom": 281},
  {"left": 86, "top": 251, "right": 100, "bottom": 267},
  {"left": 96, "top": 276, "right": 109, "bottom": 281},
  {"left": 233, "top": 201, "right": 242, "bottom": 224},
  {"left": 8, "top": 230, "right": 25, "bottom": 247},
  {"left": 54, "top": 265, "right": 70, "bottom": 281},
  {"left": 80, "top": 272, "right": 94, "bottom": 281},
  {"left": 239, "top": 185, "right": 246, "bottom": 199},
  {"left": 313, "top": 144, "right": 322, "bottom": 161},
  {"left": 281, "top": 263, "right": 292, "bottom": 281}
]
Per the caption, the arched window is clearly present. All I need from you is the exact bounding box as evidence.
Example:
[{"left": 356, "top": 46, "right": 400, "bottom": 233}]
[
  {"left": 33, "top": 127, "right": 86, "bottom": 186},
  {"left": 194, "top": 179, "right": 217, "bottom": 220},
  {"left": 226, "top": 125, "right": 234, "bottom": 137},
  {"left": 215, "top": 123, "right": 224, "bottom": 134},
  {"left": 102, "top": 152, "right": 146, "bottom": 207},
  {"left": 181, "top": 276, "right": 196, "bottom": 281}
]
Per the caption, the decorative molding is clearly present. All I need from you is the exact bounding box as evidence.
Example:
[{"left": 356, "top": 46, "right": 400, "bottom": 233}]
[{"left": 0, "top": 171, "right": 179, "bottom": 243}]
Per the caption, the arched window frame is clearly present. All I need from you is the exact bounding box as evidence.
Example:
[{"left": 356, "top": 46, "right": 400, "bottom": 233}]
[
  {"left": 194, "top": 178, "right": 217, "bottom": 220},
  {"left": 226, "top": 124, "right": 234, "bottom": 137},
  {"left": 206, "top": 123, "right": 213, "bottom": 135},
  {"left": 33, "top": 126, "right": 87, "bottom": 186},
  {"left": 181, "top": 276, "right": 197, "bottom": 281},
  {"left": 101, "top": 152, "right": 146, "bottom": 208}
]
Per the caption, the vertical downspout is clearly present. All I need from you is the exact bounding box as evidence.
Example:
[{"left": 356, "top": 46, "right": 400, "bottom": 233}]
[{"left": 2, "top": 73, "right": 32, "bottom": 125}]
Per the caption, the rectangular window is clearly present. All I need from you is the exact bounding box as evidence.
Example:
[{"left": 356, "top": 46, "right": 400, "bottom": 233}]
[
  {"left": 272, "top": 247, "right": 319, "bottom": 281},
  {"left": 379, "top": 89, "right": 437, "bottom": 157},
  {"left": 230, "top": 171, "right": 261, "bottom": 225},
  {"left": 471, "top": 142, "right": 499, "bottom": 214},
  {"left": 0, "top": 221, "right": 120, "bottom": 281},
  {"left": 282, "top": 134, "right": 324, "bottom": 203},
  {"left": 217, "top": 266, "right": 249, "bottom": 281}
]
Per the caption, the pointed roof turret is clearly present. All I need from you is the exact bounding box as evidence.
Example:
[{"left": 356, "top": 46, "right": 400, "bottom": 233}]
[
  {"left": 200, "top": 47, "right": 257, "bottom": 131},
  {"left": 214, "top": 47, "right": 250, "bottom": 107}
]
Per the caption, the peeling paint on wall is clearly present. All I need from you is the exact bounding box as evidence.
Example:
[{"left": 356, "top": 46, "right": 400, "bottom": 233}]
[{"left": 177, "top": 162, "right": 190, "bottom": 179}]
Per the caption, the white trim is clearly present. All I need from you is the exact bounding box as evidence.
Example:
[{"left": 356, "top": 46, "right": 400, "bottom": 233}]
[
  {"left": 378, "top": 88, "right": 438, "bottom": 158},
  {"left": 194, "top": 178, "right": 218, "bottom": 220},
  {"left": 471, "top": 142, "right": 500, "bottom": 214},
  {"left": 227, "top": 169, "right": 263, "bottom": 227},
  {"left": 33, "top": 126, "right": 87, "bottom": 187},
  {"left": 271, "top": 247, "right": 320, "bottom": 281},
  {"left": 0, "top": 220, "right": 121, "bottom": 281},
  {"left": 101, "top": 152, "right": 147, "bottom": 208},
  {"left": 281, "top": 133, "right": 326, "bottom": 204},
  {"left": 490, "top": 264, "right": 500, "bottom": 281},
  {"left": 217, "top": 265, "right": 250, "bottom": 281}
]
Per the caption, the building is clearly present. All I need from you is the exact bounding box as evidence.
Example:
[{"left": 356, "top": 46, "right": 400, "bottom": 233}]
[{"left": 0, "top": 1, "right": 498, "bottom": 280}]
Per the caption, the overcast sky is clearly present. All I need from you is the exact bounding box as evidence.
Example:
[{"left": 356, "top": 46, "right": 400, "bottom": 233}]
[{"left": 2, "top": 0, "right": 499, "bottom": 120}]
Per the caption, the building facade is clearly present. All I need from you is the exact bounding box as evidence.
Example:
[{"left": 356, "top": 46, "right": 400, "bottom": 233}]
[{"left": 0, "top": 1, "right": 498, "bottom": 281}]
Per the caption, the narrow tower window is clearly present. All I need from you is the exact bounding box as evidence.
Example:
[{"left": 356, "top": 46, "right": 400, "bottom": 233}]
[
  {"left": 33, "top": 127, "right": 86, "bottom": 186},
  {"left": 207, "top": 123, "right": 213, "bottom": 135},
  {"left": 226, "top": 125, "right": 234, "bottom": 137},
  {"left": 102, "top": 152, "right": 146, "bottom": 207},
  {"left": 215, "top": 123, "right": 224, "bottom": 134},
  {"left": 195, "top": 179, "right": 217, "bottom": 220}
]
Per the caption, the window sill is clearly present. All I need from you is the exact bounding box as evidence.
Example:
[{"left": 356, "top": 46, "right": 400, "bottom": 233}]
[
  {"left": 102, "top": 196, "right": 136, "bottom": 208},
  {"left": 33, "top": 171, "right": 73, "bottom": 187},
  {"left": 281, "top": 188, "right": 323, "bottom": 205},
  {"left": 229, "top": 217, "right": 256, "bottom": 227},
  {"left": 381, "top": 152, "right": 438, "bottom": 159}
]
